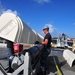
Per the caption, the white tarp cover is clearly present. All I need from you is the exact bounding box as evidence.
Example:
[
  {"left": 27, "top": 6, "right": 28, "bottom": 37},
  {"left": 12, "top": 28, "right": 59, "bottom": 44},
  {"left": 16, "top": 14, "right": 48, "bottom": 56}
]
[
  {"left": 0, "top": 13, "right": 22, "bottom": 42},
  {"left": 63, "top": 49, "right": 75, "bottom": 67},
  {"left": 0, "top": 13, "right": 43, "bottom": 43}
]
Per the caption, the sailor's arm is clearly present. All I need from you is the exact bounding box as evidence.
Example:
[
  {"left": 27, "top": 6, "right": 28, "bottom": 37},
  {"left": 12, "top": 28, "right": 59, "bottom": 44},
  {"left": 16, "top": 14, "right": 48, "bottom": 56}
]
[{"left": 41, "top": 39, "right": 48, "bottom": 45}]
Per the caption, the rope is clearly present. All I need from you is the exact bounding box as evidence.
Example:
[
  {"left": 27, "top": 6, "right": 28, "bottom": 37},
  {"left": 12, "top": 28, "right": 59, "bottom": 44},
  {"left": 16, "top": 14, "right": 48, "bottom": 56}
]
[{"left": 52, "top": 52, "right": 63, "bottom": 75}]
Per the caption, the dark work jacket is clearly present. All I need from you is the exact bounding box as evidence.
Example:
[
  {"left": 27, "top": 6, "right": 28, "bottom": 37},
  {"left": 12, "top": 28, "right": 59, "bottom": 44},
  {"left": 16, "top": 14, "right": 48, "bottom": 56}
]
[
  {"left": 44, "top": 33, "right": 52, "bottom": 49},
  {"left": 6, "top": 40, "right": 13, "bottom": 48}
]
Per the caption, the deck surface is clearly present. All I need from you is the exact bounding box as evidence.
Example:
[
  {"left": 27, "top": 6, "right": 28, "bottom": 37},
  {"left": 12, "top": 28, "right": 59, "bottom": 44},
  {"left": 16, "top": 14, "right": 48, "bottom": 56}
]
[{"left": 0, "top": 48, "right": 75, "bottom": 75}]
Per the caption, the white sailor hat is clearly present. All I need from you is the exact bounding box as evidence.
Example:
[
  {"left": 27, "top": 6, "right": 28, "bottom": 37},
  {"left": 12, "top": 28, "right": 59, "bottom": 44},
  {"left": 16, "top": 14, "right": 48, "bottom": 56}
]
[{"left": 43, "top": 26, "right": 49, "bottom": 30}]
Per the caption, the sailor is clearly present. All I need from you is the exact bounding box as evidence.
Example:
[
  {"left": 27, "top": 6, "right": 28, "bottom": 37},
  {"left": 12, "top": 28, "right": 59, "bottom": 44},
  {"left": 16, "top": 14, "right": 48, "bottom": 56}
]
[
  {"left": 40, "top": 26, "right": 52, "bottom": 74},
  {"left": 6, "top": 40, "right": 14, "bottom": 59}
]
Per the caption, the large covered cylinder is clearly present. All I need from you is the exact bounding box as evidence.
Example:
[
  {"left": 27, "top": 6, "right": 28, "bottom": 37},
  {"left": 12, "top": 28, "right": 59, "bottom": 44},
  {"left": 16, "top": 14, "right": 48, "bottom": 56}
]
[
  {"left": 29, "top": 45, "right": 44, "bottom": 64},
  {"left": 63, "top": 49, "right": 75, "bottom": 67},
  {"left": 0, "top": 13, "right": 43, "bottom": 43}
]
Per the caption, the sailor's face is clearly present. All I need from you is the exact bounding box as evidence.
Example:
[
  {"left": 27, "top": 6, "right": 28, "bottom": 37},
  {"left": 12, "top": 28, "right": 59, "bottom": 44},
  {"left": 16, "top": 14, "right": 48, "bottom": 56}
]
[{"left": 43, "top": 29, "right": 47, "bottom": 34}]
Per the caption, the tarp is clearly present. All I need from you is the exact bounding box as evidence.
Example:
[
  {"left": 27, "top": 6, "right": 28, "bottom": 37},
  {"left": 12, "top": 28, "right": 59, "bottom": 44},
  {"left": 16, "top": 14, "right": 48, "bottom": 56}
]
[{"left": 0, "top": 13, "right": 43, "bottom": 43}]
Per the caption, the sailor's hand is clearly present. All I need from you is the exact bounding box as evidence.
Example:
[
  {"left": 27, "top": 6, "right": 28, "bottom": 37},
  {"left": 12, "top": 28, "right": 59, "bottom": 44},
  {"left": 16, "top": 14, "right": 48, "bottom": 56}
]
[{"left": 35, "top": 41, "right": 40, "bottom": 44}]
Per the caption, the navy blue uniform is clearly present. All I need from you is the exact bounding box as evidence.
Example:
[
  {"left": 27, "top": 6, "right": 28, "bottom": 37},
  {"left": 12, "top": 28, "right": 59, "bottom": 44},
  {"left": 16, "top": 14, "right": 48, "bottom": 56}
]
[
  {"left": 7, "top": 40, "right": 13, "bottom": 48},
  {"left": 44, "top": 33, "right": 52, "bottom": 49},
  {"left": 6, "top": 40, "right": 14, "bottom": 58},
  {"left": 40, "top": 33, "right": 52, "bottom": 74}
]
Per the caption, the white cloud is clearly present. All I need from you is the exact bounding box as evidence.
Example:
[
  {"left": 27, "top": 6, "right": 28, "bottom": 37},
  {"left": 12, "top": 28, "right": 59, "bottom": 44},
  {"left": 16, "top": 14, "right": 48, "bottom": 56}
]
[
  {"left": 45, "top": 24, "right": 54, "bottom": 33},
  {"left": 3, "top": 9, "right": 18, "bottom": 15},
  {"left": 0, "top": 1, "right": 18, "bottom": 16},
  {"left": 43, "top": 23, "right": 62, "bottom": 37},
  {"left": 33, "top": 0, "right": 52, "bottom": 4}
]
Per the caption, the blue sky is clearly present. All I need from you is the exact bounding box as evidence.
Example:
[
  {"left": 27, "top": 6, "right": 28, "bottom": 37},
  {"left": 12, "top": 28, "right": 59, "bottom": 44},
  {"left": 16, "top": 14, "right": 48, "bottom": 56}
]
[{"left": 0, "top": 0, "right": 75, "bottom": 38}]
